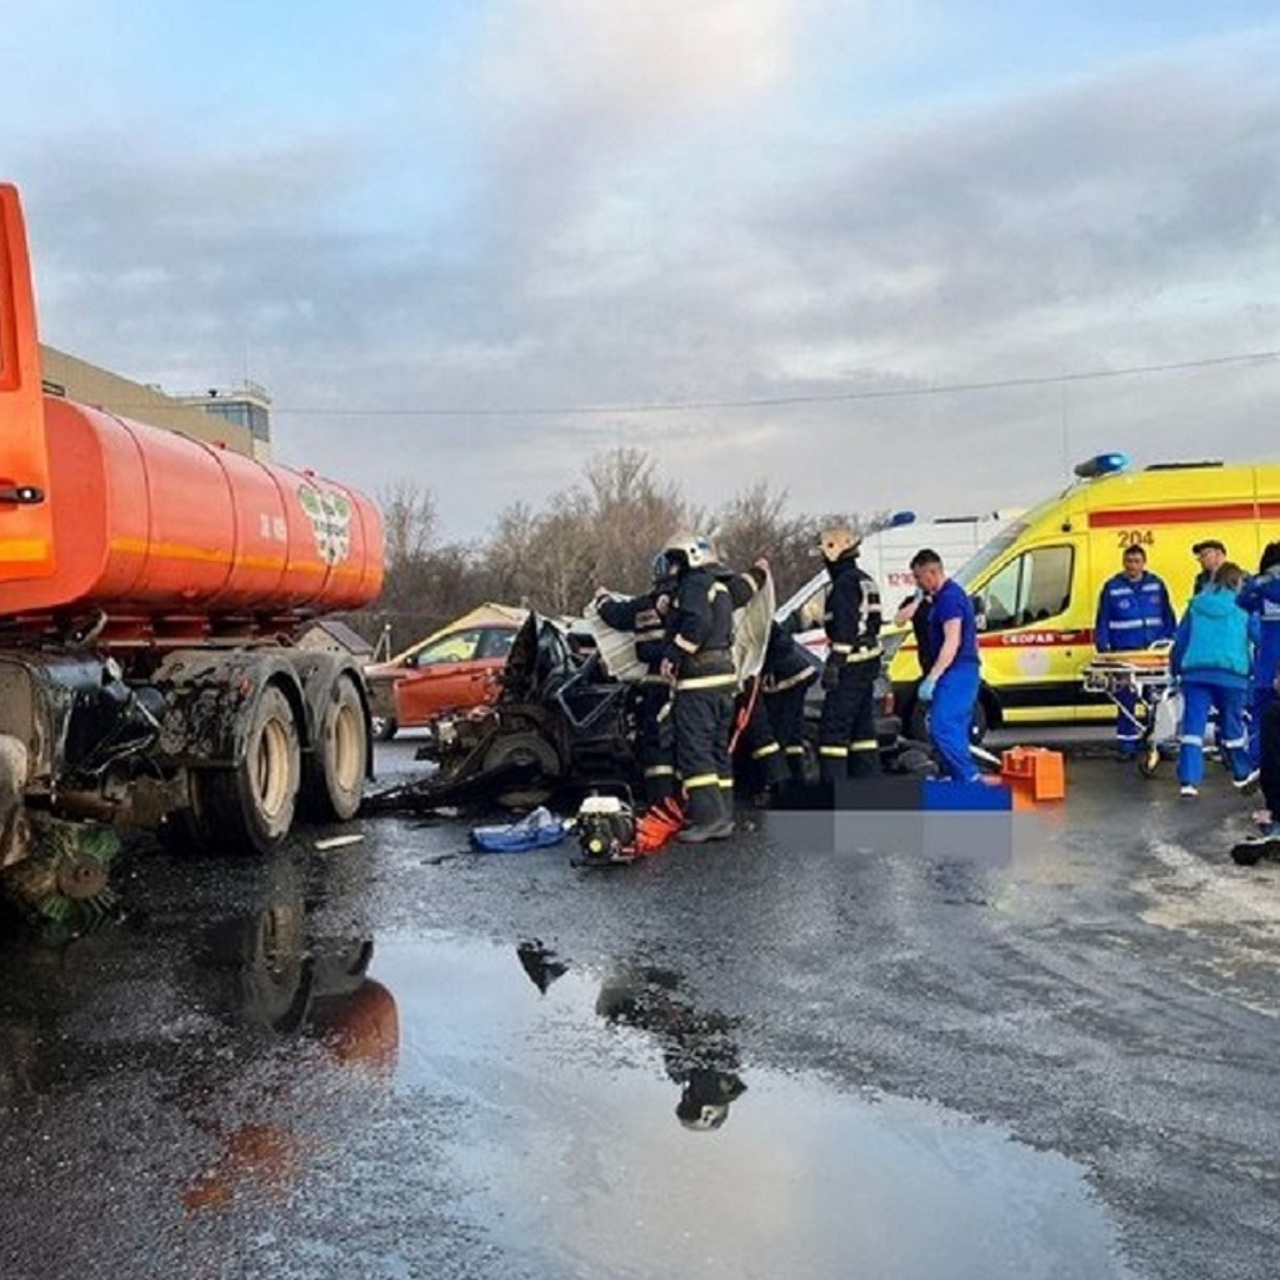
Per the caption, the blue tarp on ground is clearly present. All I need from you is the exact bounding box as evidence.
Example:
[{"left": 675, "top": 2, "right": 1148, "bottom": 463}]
[{"left": 469, "top": 807, "right": 569, "bottom": 852}]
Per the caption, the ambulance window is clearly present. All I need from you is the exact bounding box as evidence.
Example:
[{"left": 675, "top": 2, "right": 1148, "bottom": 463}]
[
  {"left": 982, "top": 560, "right": 1021, "bottom": 631},
  {"left": 979, "top": 546, "right": 1073, "bottom": 632},
  {"left": 1021, "top": 546, "right": 1073, "bottom": 623}
]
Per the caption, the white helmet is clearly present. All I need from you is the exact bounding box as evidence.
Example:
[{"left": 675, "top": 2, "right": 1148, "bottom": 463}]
[
  {"left": 663, "top": 531, "right": 716, "bottom": 570},
  {"left": 818, "top": 525, "right": 860, "bottom": 561}
]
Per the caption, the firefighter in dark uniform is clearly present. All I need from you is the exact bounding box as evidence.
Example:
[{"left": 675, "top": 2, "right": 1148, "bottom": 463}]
[
  {"left": 659, "top": 533, "right": 738, "bottom": 843},
  {"left": 595, "top": 552, "right": 678, "bottom": 804},
  {"left": 817, "top": 526, "right": 883, "bottom": 782},
  {"left": 761, "top": 620, "right": 819, "bottom": 782}
]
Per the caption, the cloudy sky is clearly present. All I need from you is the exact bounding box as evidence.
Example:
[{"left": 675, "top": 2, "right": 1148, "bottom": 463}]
[{"left": 3, "top": 0, "right": 1277, "bottom": 539}]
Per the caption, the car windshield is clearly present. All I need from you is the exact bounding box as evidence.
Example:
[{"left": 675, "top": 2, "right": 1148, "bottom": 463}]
[{"left": 951, "top": 490, "right": 1070, "bottom": 589}]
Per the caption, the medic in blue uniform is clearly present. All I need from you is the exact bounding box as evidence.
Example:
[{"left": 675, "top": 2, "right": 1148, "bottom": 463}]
[
  {"left": 1093, "top": 545, "right": 1176, "bottom": 759},
  {"left": 910, "top": 548, "right": 981, "bottom": 783},
  {"left": 1236, "top": 541, "right": 1280, "bottom": 772}
]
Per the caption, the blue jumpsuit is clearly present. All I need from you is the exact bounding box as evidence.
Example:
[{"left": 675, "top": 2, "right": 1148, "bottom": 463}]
[
  {"left": 1236, "top": 568, "right": 1280, "bottom": 769},
  {"left": 926, "top": 579, "right": 981, "bottom": 783},
  {"left": 1170, "top": 588, "right": 1253, "bottom": 787},
  {"left": 1093, "top": 569, "right": 1176, "bottom": 755}
]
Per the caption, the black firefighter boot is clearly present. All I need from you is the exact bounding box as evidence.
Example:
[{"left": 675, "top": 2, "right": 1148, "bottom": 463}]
[{"left": 678, "top": 786, "right": 735, "bottom": 844}]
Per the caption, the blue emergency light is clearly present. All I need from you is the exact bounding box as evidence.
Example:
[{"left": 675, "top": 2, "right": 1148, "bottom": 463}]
[
  {"left": 889, "top": 510, "right": 917, "bottom": 527},
  {"left": 1073, "top": 451, "right": 1131, "bottom": 480}
]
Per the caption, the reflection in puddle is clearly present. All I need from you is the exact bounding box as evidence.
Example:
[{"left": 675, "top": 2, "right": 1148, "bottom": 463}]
[
  {"left": 181, "top": 898, "right": 398, "bottom": 1214},
  {"left": 374, "top": 932, "right": 1135, "bottom": 1280}
]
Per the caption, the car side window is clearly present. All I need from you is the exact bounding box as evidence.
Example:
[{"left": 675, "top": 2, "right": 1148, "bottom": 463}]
[
  {"left": 979, "top": 546, "right": 1073, "bottom": 632},
  {"left": 417, "top": 629, "right": 482, "bottom": 664},
  {"left": 796, "top": 584, "right": 829, "bottom": 631},
  {"left": 476, "top": 629, "right": 516, "bottom": 660}
]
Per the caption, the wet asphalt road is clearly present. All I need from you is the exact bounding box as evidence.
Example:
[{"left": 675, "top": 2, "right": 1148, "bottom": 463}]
[{"left": 1, "top": 736, "right": 1278, "bottom": 1280}]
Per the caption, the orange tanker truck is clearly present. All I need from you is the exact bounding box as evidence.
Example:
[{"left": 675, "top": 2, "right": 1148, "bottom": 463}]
[{"left": 0, "top": 183, "right": 384, "bottom": 919}]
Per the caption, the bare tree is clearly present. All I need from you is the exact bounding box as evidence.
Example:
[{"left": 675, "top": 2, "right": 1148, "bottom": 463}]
[
  {"left": 579, "top": 446, "right": 690, "bottom": 593},
  {"left": 711, "top": 481, "right": 815, "bottom": 599},
  {"left": 378, "top": 480, "right": 438, "bottom": 568},
  {"left": 346, "top": 458, "right": 900, "bottom": 651}
]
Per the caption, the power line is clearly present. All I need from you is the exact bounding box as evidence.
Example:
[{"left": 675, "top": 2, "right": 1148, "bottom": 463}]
[
  {"left": 106, "top": 347, "right": 1280, "bottom": 420},
  {"left": 271, "top": 348, "right": 1280, "bottom": 417}
]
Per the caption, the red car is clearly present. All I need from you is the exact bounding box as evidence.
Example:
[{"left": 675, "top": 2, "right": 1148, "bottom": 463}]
[{"left": 364, "top": 611, "right": 524, "bottom": 741}]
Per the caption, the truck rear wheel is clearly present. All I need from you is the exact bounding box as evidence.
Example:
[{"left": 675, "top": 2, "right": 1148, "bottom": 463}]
[
  {"left": 303, "top": 673, "right": 367, "bottom": 822},
  {"left": 199, "top": 683, "right": 301, "bottom": 855}
]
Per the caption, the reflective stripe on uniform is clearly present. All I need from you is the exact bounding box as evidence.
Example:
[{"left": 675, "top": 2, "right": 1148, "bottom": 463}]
[
  {"left": 845, "top": 647, "right": 882, "bottom": 663},
  {"left": 674, "top": 634, "right": 699, "bottom": 654},
  {"left": 785, "top": 745, "right": 806, "bottom": 756},
  {"left": 644, "top": 764, "right": 676, "bottom": 777},
  {"left": 766, "top": 667, "right": 816, "bottom": 693},
  {"left": 831, "top": 642, "right": 853, "bottom": 654},
  {"left": 676, "top": 673, "right": 738, "bottom": 691},
  {"left": 684, "top": 773, "right": 720, "bottom": 789},
  {"left": 751, "top": 742, "right": 781, "bottom": 760},
  {"left": 709, "top": 582, "right": 728, "bottom": 598},
  {"left": 1180, "top": 735, "right": 1203, "bottom": 745},
  {"left": 849, "top": 739, "right": 878, "bottom": 752},
  {"left": 819, "top": 745, "right": 848, "bottom": 758},
  {"left": 1222, "top": 736, "right": 1248, "bottom": 749}
]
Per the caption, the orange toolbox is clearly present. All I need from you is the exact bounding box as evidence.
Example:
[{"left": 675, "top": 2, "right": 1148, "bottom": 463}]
[{"left": 1000, "top": 747, "right": 1066, "bottom": 801}]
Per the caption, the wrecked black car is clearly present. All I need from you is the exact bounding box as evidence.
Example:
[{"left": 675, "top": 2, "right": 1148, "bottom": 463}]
[{"left": 364, "top": 613, "right": 639, "bottom": 813}]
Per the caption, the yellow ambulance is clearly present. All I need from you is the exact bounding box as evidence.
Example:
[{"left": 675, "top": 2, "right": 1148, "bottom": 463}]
[{"left": 888, "top": 453, "right": 1280, "bottom": 734}]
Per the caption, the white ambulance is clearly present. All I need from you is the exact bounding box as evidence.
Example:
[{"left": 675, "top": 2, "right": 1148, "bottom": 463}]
[{"left": 775, "top": 511, "right": 1025, "bottom": 659}]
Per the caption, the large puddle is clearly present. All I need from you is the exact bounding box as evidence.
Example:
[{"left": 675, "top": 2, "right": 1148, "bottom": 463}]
[{"left": 372, "top": 931, "right": 1135, "bottom": 1280}]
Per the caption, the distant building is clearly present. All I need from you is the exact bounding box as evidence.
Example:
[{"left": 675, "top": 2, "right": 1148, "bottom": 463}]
[
  {"left": 176, "top": 382, "right": 273, "bottom": 460},
  {"left": 40, "top": 344, "right": 256, "bottom": 456}
]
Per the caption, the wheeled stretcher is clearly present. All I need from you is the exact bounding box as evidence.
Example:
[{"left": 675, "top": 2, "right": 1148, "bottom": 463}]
[{"left": 1081, "top": 645, "right": 1181, "bottom": 776}]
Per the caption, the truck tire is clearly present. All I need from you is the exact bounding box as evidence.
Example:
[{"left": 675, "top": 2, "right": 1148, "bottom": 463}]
[
  {"left": 200, "top": 683, "right": 301, "bottom": 855},
  {"left": 302, "top": 673, "right": 367, "bottom": 822}
]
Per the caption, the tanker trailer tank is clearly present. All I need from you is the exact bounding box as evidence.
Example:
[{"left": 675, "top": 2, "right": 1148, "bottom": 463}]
[{"left": 0, "top": 183, "right": 386, "bottom": 927}]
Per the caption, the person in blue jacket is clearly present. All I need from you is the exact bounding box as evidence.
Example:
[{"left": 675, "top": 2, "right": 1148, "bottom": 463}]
[
  {"left": 1170, "top": 562, "right": 1254, "bottom": 797},
  {"left": 1236, "top": 541, "right": 1280, "bottom": 774},
  {"left": 910, "top": 548, "right": 981, "bottom": 783},
  {"left": 1093, "top": 546, "right": 1176, "bottom": 758}
]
